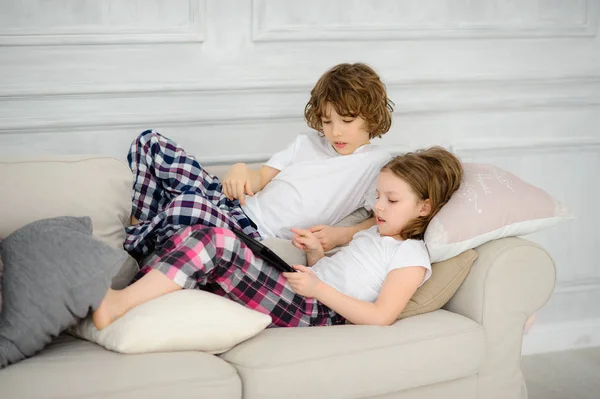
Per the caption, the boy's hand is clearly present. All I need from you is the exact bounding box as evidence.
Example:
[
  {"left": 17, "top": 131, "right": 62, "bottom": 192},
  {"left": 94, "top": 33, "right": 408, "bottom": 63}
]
[
  {"left": 307, "top": 225, "right": 349, "bottom": 252},
  {"left": 283, "top": 265, "right": 322, "bottom": 298},
  {"left": 290, "top": 228, "right": 324, "bottom": 255},
  {"left": 223, "top": 163, "right": 255, "bottom": 206}
]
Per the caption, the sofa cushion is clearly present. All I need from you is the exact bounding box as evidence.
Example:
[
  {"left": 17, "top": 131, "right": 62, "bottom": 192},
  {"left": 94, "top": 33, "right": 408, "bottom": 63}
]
[
  {"left": 0, "top": 334, "right": 241, "bottom": 399},
  {"left": 0, "top": 216, "right": 127, "bottom": 368},
  {"left": 70, "top": 289, "right": 271, "bottom": 355},
  {"left": 399, "top": 249, "right": 478, "bottom": 319},
  {"left": 221, "top": 310, "right": 484, "bottom": 399},
  {"left": 425, "top": 163, "right": 572, "bottom": 262},
  {"left": 0, "top": 156, "right": 132, "bottom": 249}
]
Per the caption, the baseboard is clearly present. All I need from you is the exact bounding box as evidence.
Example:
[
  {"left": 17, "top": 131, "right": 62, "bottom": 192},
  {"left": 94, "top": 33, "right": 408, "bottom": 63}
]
[{"left": 522, "top": 318, "right": 600, "bottom": 355}]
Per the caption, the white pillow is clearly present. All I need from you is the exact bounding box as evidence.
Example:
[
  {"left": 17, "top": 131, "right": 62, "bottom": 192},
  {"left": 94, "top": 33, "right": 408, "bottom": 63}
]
[
  {"left": 425, "top": 163, "right": 573, "bottom": 262},
  {"left": 69, "top": 290, "right": 272, "bottom": 354}
]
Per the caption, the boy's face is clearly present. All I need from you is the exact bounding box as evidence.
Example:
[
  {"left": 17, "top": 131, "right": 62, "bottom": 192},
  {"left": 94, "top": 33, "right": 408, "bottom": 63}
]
[
  {"left": 321, "top": 103, "right": 371, "bottom": 155},
  {"left": 374, "top": 171, "right": 430, "bottom": 239}
]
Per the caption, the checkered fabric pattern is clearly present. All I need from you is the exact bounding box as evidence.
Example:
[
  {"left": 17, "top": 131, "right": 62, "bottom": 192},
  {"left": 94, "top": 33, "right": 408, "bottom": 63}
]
[
  {"left": 124, "top": 129, "right": 261, "bottom": 256},
  {"left": 134, "top": 225, "right": 345, "bottom": 328}
]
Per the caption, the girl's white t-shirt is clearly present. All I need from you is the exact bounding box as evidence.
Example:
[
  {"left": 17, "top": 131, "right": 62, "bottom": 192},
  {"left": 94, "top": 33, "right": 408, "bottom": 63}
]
[
  {"left": 242, "top": 132, "right": 390, "bottom": 240},
  {"left": 311, "top": 226, "right": 432, "bottom": 303}
]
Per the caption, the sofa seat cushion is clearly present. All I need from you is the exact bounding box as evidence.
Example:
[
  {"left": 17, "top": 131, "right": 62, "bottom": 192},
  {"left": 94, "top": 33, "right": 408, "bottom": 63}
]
[
  {"left": 221, "top": 310, "right": 484, "bottom": 399},
  {"left": 0, "top": 335, "right": 241, "bottom": 399}
]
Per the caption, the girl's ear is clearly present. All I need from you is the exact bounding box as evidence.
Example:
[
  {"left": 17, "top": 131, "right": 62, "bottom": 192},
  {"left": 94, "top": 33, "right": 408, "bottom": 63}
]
[{"left": 419, "top": 199, "right": 432, "bottom": 217}]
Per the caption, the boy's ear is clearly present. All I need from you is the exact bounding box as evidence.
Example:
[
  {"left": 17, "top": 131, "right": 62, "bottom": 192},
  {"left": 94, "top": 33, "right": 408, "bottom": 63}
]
[{"left": 419, "top": 199, "right": 432, "bottom": 217}]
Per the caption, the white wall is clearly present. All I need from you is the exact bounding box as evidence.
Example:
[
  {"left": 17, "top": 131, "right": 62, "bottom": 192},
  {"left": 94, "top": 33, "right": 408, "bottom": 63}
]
[{"left": 1, "top": 0, "right": 599, "bottom": 354}]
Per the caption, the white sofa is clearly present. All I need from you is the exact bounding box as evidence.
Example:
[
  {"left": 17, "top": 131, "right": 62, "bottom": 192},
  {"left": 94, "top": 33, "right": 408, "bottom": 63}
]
[{"left": 0, "top": 156, "right": 556, "bottom": 399}]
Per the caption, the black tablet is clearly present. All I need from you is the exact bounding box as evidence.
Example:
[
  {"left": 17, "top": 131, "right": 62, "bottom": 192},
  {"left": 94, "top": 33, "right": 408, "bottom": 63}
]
[{"left": 232, "top": 229, "right": 296, "bottom": 273}]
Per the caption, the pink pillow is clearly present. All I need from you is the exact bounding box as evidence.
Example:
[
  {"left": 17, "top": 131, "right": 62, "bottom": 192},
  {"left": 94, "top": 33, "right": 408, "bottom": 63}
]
[{"left": 425, "top": 163, "right": 572, "bottom": 262}]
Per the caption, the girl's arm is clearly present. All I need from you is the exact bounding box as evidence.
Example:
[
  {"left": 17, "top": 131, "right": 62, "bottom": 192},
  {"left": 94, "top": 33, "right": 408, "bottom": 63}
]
[
  {"left": 317, "top": 266, "right": 425, "bottom": 325},
  {"left": 308, "top": 216, "right": 376, "bottom": 251},
  {"left": 285, "top": 265, "right": 426, "bottom": 326},
  {"left": 223, "top": 164, "right": 279, "bottom": 205},
  {"left": 290, "top": 228, "right": 325, "bottom": 266}
]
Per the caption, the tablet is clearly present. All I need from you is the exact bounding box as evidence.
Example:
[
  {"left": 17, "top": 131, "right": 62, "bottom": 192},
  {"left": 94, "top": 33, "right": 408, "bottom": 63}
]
[{"left": 232, "top": 229, "right": 296, "bottom": 273}]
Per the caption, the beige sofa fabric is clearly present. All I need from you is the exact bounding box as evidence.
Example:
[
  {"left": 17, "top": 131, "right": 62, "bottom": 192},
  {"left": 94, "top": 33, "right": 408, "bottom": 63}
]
[
  {"left": 445, "top": 237, "right": 556, "bottom": 399},
  {"left": 375, "top": 376, "right": 478, "bottom": 399},
  {"left": 0, "top": 156, "right": 132, "bottom": 249},
  {"left": 0, "top": 335, "right": 242, "bottom": 399},
  {"left": 399, "top": 249, "right": 478, "bottom": 319},
  {"left": 221, "top": 310, "right": 484, "bottom": 399},
  {"left": 0, "top": 157, "right": 557, "bottom": 399}
]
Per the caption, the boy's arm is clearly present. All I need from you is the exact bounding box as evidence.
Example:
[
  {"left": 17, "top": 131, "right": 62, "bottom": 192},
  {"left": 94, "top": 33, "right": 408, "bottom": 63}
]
[
  {"left": 223, "top": 163, "right": 279, "bottom": 205},
  {"left": 247, "top": 164, "right": 280, "bottom": 193},
  {"left": 254, "top": 165, "right": 279, "bottom": 193},
  {"left": 315, "top": 266, "right": 426, "bottom": 325}
]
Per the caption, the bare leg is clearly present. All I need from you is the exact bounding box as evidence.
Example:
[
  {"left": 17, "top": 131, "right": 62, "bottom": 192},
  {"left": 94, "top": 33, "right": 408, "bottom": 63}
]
[
  {"left": 92, "top": 270, "right": 181, "bottom": 330},
  {"left": 130, "top": 215, "right": 140, "bottom": 225}
]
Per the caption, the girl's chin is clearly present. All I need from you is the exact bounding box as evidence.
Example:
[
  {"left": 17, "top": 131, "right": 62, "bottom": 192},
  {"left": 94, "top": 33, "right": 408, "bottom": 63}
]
[
  {"left": 378, "top": 228, "right": 402, "bottom": 239},
  {"left": 378, "top": 228, "right": 391, "bottom": 236}
]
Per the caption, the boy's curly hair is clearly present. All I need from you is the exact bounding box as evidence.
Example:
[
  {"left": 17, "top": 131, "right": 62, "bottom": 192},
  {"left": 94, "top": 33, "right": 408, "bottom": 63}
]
[
  {"left": 382, "top": 147, "right": 463, "bottom": 240},
  {"left": 304, "top": 63, "right": 394, "bottom": 138}
]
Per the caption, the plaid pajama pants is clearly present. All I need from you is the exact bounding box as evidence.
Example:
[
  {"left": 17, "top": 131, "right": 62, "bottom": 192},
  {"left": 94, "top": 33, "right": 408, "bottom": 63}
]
[
  {"left": 134, "top": 225, "right": 346, "bottom": 328},
  {"left": 124, "top": 129, "right": 261, "bottom": 256}
]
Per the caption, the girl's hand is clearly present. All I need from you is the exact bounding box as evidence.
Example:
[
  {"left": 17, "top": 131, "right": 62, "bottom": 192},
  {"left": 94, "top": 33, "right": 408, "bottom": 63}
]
[
  {"left": 223, "top": 163, "right": 254, "bottom": 206},
  {"left": 307, "top": 225, "right": 350, "bottom": 252},
  {"left": 283, "top": 265, "right": 323, "bottom": 298},
  {"left": 290, "top": 228, "right": 324, "bottom": 255}
]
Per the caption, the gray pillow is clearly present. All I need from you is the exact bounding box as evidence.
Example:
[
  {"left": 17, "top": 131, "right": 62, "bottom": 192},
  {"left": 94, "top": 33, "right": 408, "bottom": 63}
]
[
  {"left": 0, "top": 216, "right": 127, "bottom": 368},
  {"left": 0, "top": 241, "right": 3, "bottom": 315}
]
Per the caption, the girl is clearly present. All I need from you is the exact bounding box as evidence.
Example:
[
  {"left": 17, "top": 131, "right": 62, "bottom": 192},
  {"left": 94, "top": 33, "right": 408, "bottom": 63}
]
[
  {"left": 93, "top": 146, "right": 463, "bottom": 329},
  {"left": 125, "top": 63, "right": 394, "bottom": 258}
]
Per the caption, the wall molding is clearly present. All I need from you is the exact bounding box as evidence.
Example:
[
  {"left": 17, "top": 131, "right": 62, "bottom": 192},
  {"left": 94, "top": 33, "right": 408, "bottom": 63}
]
[
  {"left": 553, "top": 278, "right": 600, "bottom": 295},
  {"left": 1, "top": 76, "right": 599, "bottom": 133},
  {"left": 252, "top": 0, "right": 599, "bottom": 42},
  {"left": 0, "top": 0, "right": 206, "bottom": 46},
  {"left": 522, "top": 318, "right": 600, "bottom": 355},
  {"left": 0, "top": 133, "right": 597, "bottom": 166},
  {"left": 453, "top": 137, "right": 600, "bottom": 155}
]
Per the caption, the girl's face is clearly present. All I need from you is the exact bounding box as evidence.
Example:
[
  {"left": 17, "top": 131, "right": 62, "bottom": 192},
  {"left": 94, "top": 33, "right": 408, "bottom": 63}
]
[
  {"left": 374, "top": 170, "right": 430, "bottom": 239},
  {"left": 321, "top": 102, "right": 371, "bottom": 155}
]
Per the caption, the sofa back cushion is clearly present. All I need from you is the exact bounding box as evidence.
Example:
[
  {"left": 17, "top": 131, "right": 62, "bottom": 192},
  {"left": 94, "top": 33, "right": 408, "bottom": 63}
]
[
  {"left": 0, "top": 156, "right": 132, "bottom": 249},
  {"left": 399, "top": 249, "right": 478, "bottom": 319}
]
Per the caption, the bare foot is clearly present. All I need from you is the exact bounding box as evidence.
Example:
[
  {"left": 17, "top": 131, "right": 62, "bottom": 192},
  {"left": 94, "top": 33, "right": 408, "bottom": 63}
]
[
  {"left": 524, "top": 314, "right": 536, "bottom": 335},
  {"left": 92, "top": 289, "right": 125, "bottom": 330}
]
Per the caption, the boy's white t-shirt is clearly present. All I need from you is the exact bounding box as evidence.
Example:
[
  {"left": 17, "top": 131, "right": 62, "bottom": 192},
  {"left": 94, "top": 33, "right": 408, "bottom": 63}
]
[
  {"left": 311, "top": 226, "right": 432, "bottom": 303},
  {"left": 242, "top": 132, "right": 390, "bottom": 240}
]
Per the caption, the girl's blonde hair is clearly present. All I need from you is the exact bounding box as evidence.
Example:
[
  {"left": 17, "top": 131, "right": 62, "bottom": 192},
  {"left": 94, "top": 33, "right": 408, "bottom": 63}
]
[
  {"left": 304, "top": 63, "right": 394, "bottom": 138},
  {"left": 382, "top": 146, "right": 463, "bottom": 240}
]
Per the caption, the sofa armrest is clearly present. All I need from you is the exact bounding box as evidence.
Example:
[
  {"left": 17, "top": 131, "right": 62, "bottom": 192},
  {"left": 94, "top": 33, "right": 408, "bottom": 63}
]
[
  {"left": 446, "top": 236, "right": 556, "bottom": 322},
  {"left": 444, "top": 236, "right": 556, "bottom": 399}
]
